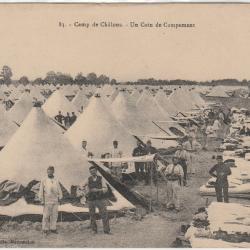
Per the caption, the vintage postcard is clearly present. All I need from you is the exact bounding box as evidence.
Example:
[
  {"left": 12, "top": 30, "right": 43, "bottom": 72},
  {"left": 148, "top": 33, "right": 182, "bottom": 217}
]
[{"left": 0, "top": 3, "right": 249, "bottom": 248}]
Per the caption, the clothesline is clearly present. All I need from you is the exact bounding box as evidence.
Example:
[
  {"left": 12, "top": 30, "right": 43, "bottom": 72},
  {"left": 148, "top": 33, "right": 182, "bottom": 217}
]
[{"left": 88, "top": 154, "right": 156, "bottom": 163}]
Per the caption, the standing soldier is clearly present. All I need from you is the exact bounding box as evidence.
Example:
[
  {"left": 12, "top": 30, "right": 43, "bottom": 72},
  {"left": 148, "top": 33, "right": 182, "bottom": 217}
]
[
  {"left": 209, "top": 156, "right": 232, "bottom": 203},
  {"left": 64, "top": 112, "right": 71, "bottom": 128},
  {"left": 85, "top": 166, "right": 111, "bottom": 234},
  {"left": 110, "top": 141, "right": 123, "bottom": 180},
  {"left": 132, "top": 141, "right": 146, "bottom": 181},
  {"left": 144, "top": 140, "right": 157, "bottom": 185},
  {"left": 174, "top": 144, "right": 188, "bottom": 186},
  {"left": 70, "top": 112, "right": 77, "bottom": 125},
  {"left": 39, "top": 166, "right": 63, "bottom": 235},
  {"left": 161, "top": 156, "right": 184, "bottom": 212},
  {"left": 81, "top": 140, "right": 93, "bottom": 158},
  {"left": 182, "top": 136, "right": 201, "bottom": 175},
  {"left": 54, "top": 111, "right": 64, "bottom": 125}
]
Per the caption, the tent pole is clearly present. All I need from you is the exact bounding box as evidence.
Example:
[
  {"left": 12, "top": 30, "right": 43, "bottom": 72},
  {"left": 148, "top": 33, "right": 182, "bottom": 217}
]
[
  {"left": 153, "top": 161, "right": 159, "bottom": 205},
  {"left": 150, "top": 164, "right": 153, "bottom": 212}
]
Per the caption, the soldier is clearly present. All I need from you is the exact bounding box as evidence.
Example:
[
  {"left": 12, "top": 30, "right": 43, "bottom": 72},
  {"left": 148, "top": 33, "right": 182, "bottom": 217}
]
[
  {"left": 64, "top": 112, "right": 71, "bottom": 128},
  {"left": 209, "top": 155, "right": 232, "bottom": 203},
  {"left": 85, "top": 166, "right": 111, "bottom": 234},
  {"left": 54, "top": 111, "right": 64, "bottom": 124},
  {"left": 174, "top": 144, "right": 188, "bottom": 186},
  {"left": 39, "top": 166, "right": 63, "bottom": 235},
  {"left": 110, "top": 141, "right": 123, "bottom": 180},
  {"left": 132, "top": 141, "right": 146, "bottom": 181},
  {"left": 70, "top": 112, "right": 77, "bottom": 125},
  {"left": 161, "top": 156, "right": 184, "bottom": 212},
  {"left": 144, "top": 140, "right": 157, "bottom": 185}
]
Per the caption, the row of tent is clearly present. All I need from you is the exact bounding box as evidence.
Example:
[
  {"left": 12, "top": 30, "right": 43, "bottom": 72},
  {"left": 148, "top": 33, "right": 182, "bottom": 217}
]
[
  {"left": 0, "top": 85, "right": 207, "bottom": 151},
  {"left": 0, "top": 82, "right": 248, "bottom": 100}
]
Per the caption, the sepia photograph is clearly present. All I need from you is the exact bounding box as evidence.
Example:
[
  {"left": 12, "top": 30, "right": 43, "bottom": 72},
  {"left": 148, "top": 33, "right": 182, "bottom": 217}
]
[{"left": 0, "top": 3, "right": 249, "bottom": 248}]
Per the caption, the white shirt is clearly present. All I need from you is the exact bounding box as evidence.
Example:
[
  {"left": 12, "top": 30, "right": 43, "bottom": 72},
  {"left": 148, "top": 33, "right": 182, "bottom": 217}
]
[
  {"left": 39, "top": 177, "right": 63, "bottom": 204},
  {"left": 213, "top": 120, "right": 221, "bottom": 131},
  {"left": 111, "top": 147, "right": 123, "bottom": 167},
  {"left": 82, "top": 148, "right": 88, "bottom": 158}
]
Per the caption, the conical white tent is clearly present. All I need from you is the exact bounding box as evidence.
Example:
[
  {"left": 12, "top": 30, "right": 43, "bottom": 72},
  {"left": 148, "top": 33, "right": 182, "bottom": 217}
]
[
  {"left": 0, "top": 105, "right": 18, "bottom": 147},
  {"left": 110, "top": 89, "right": 119, "bottom": 102},
  {"left": 136, "top": 90, "right": 171, "bottom": 122},
  {"left": 188, "top": 89, "right": 207, "bottom": 108},
  {"left": 0, "top": 107, "right": 85, "bottom": 189},
  {"left": 60, "top": 85, "right": 77, "bottom": 97},
  {"left": 155, "top": 91, "right": 179, "bottom": 116},
  {"left": 130, "top": 89, "right": 141, "bottom": 104},
  {"left": 8, "top": 87, "right": 21, "bottom": 102},
  {"left": 111, "top": 91, "right": 165, "bottom": 136},
  {"left": 168, "top": 88, "right": 196, "bottom": 112},
  {"left": 206, "top": 86, "right": 229, "bottom": 97},
  {"left": 29, "top": 88, "right": 46, "bottom": 103},
  {"left": 43, "top": 89, "right": 79, "bottom": 118},
  {"left": 72, "top": 89, "right": 89, "bottom": 112},
  {"left": 7, "top": 92, "right": 34, "bottom": 125},
  {"left": 66, "top": 95, "right": 137, "bottom": 157}
]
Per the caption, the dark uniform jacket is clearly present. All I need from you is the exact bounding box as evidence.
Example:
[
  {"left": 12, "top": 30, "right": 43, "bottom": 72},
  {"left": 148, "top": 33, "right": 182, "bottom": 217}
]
[
  {"left": 132, "top": 146, "right": 146, "bottom": 167},
  {"left": 87, "top": 176, "right": 104, "bottom": 201},
  {"left": 209, "top": 163, "right": 232, "bottom": 184}
]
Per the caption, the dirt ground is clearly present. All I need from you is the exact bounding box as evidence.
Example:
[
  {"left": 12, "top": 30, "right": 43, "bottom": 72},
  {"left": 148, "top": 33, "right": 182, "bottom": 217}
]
[{"left": 0, "top": 138, "right": 246, "bottom": 248}]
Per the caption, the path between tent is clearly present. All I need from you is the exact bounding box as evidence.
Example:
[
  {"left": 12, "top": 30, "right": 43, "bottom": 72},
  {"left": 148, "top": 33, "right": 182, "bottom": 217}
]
[{"left": 0, "top": 138, "right": 246, "bottom": 247}]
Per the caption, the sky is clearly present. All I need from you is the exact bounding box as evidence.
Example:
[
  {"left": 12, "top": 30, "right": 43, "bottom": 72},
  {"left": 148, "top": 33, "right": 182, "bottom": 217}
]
[{"left": 0, "top": 3, "right": 249, "bottom": 82}]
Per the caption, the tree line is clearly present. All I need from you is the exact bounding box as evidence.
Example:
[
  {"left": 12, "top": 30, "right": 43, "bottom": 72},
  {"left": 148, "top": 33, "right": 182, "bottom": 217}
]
[
  {"left": 0, "top": 65, "right": 250, "bottom": 87},
  {"left": 125, "top": 78, "right": 250, "bottom": 86},
  {"left": 0, "top": 66, "right": 117, "bottom": 86}
]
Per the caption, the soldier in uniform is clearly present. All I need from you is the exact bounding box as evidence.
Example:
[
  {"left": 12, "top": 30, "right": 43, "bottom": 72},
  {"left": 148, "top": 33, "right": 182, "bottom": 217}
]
[
  {"left": 54, "top": 111, "right": 64, "bottom": 124},
  {"left": 161, "top": 156, "right": 184, "bottom": 212},
  {"left": 209, "top": 155, "right": 232, "bottom": 203},
  {"left": 144, "top": 140, "right": 157, "bottom": 185},
  {"left": 132, "top": 141, "right": 146, "bottom": 181},
  {"left": 39, "top": 166, "right": 63, "bottom": 235},
  {"left": 110, "top": 141, "right": 123, "bottom": 180},
  {"left": 85, "top": 166, "right": 111, "bottom": 234}
]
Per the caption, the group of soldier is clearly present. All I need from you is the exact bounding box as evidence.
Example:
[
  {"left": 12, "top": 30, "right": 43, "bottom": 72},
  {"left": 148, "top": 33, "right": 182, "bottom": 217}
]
[
  {"left": 39, "top": 165, "right": 111, "bottom": 236},
  {"left": 54, "top": 111, "right": 77, "bottom": 128},
  {"left": 38, "top": 115, "right": 233, "bottom": 235}
]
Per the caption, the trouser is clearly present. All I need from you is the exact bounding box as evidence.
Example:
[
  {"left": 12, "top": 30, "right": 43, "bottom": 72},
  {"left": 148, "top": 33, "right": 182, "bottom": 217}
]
[
  {"left": 201, "top": 133, "right": 207, "bottom": 149},
  {"left": 42, "top": 203, "right": 59, "bottom": 231},
  {"left": 145, "top": 163, "right": 157, "bottom": 185},
  {"left": 166, "top": 180, "right": 182, "bottom": 210},
  {"left": 187, "top": 153, "right": 196, "bottom": 174},
  {"left": 179, "top": 160, "right": 187, "bottom": 185},
  {"left": 88, "top": 199, "right": 110, "bottom": 233},
  {"left": 215, "top": 182, "right": 229, "bottom": 203},
  {"left": 135, "top": 163, "right": 145, "bottom": 180}
]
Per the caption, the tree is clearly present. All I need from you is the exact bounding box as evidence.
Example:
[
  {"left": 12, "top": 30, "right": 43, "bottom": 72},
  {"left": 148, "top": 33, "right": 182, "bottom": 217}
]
[
  {"left": 97, "top": 74, "right": 110, "bottom": 85},
  {"left": 86, "top": 72, "right": 97, "bottom": 85},
  {"left": 0, "top": 65, "right": 12, "bottom": 85},
  {"left": 33, "top": 77, "right": 44, "bottom": 85},
  {"left": 56, "top": 72, "right": 74, "bottom": 85},
  {"left": 75, "top": 73, "right": 87, "bottom": 85},
  {"left": 44, "top": 71, "right": 57, "bottom": 85},
  {"left": 18, "top": 76, "right": 29, "bottom": 85},
  {"left": 110, "top": 79, "right": 117, "bottom": 85}
]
